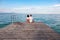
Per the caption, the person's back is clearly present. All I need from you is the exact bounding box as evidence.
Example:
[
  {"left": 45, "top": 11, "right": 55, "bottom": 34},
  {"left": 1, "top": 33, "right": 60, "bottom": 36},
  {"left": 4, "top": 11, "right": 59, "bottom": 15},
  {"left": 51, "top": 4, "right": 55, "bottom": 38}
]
[
  {"left": 29, "top": 14, "right": 33, "bottom": 23},
  {"left": 26, "top": 15, "right": 30, "bottom": 23}
]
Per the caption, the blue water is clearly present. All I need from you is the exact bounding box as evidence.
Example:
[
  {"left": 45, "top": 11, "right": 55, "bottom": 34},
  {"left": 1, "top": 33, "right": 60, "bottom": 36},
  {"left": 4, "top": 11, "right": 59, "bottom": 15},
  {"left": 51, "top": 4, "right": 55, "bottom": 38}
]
[{"left": 0, "top": 13, "right": 60, "bottom": 34}]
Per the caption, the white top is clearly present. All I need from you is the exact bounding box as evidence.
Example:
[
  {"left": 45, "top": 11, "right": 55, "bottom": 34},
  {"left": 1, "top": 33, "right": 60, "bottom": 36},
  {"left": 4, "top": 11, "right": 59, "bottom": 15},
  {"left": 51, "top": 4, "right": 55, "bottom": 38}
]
[{"left": 29, "top": 16, "right": 33, "bottom": 23}]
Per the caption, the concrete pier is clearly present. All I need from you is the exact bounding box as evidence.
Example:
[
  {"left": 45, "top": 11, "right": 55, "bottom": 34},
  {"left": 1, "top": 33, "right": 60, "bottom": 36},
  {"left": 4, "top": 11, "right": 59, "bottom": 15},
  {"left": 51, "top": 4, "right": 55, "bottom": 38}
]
[{"left": 0, "top": 22, "right": 60, "bottom": 40}]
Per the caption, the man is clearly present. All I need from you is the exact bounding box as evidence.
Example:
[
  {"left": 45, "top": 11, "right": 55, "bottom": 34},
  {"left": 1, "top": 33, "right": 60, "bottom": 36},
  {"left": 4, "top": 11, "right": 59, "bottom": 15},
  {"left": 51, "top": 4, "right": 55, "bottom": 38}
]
[{"left": 26, "top": 15, "right": 30, "bottom": 23}]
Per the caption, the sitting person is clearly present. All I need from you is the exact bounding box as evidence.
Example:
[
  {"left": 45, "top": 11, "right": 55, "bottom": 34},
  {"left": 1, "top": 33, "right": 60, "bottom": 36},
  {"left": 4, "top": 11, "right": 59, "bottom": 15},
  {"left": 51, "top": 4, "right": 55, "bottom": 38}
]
[
  {"left": 26, "top": 15, "right": 30, "bottom": 23},
  {"left": 26, "top": 14, "right": 34, "bottom": 23},
  {"left": 29, "top": 14, "right": 34, "bottom": 23}
]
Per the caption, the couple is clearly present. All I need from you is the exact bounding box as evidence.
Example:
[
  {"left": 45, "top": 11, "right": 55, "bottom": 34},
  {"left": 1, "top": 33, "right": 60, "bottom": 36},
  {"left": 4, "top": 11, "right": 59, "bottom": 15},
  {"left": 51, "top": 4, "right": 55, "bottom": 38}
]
[{"left": 26, "top": 14, "right": 34, "bottom": 23}]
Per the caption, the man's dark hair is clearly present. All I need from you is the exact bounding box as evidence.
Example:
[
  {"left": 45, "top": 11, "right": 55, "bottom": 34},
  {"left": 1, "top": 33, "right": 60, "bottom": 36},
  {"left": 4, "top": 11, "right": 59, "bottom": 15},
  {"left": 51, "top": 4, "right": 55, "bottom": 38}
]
[{"left": 27, "top": 15, "right": 29, "bottom": 17}]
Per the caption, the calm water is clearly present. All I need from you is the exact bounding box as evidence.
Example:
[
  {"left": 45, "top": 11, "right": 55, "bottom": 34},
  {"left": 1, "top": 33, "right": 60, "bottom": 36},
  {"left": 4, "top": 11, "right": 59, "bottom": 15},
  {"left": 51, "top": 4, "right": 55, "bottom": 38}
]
[{"left": 0, "top": 13, "right": 60, "bottom": 34}]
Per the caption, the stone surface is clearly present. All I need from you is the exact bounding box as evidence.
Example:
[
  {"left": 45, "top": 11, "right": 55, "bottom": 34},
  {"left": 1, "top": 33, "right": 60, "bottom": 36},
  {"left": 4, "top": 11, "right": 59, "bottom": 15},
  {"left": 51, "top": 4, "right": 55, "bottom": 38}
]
[{"left": 0, "top": 22, "right": 60, "bottom": 40}]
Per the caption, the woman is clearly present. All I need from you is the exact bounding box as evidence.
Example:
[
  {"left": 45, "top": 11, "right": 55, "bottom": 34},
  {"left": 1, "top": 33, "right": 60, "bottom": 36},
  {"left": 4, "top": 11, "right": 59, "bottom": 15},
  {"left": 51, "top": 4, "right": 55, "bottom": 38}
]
[{"left": 29, "top": 14, "right": 33, "bottom": 23}]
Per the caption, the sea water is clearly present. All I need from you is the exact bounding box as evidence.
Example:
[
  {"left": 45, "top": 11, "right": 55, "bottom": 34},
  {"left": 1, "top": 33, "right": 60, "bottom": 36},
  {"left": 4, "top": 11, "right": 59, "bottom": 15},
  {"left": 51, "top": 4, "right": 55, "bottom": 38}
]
[{"left": 0, "top": 13, "right": 60, "bottom": 34}]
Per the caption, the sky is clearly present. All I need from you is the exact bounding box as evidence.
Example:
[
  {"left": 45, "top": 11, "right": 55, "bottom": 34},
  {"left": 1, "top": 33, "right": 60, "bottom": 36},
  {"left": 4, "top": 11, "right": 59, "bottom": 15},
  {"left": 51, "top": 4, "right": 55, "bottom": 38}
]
[{"left": 0, "top": 0, "right": 60, "bottom": 14}]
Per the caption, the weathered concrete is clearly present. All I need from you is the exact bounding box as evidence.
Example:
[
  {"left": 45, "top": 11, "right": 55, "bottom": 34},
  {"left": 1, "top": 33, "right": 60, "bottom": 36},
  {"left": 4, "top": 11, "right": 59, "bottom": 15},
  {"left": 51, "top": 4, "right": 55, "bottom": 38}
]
[{"left": 0, "top": 22, "right": 60, "bottom": 40}]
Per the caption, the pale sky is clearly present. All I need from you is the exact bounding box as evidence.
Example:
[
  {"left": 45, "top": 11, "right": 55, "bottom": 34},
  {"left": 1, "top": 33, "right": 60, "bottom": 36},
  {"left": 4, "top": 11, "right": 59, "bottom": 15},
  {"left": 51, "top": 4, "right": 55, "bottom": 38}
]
[{"left": 0, "top": 0, "right": 60, "bottom": 14}]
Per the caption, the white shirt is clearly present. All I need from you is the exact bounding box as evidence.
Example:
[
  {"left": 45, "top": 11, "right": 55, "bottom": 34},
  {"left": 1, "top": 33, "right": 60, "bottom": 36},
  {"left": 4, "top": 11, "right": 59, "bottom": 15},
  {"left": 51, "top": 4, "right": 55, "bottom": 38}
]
[{"left": 27, "top": 17, "right": 29, "bottom": 20}]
